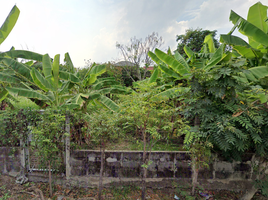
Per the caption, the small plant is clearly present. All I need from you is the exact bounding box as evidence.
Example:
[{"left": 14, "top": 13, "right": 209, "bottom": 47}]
[
  {"left": 110, "top": 185, "right": 138, "bottom": 199},
  {"left": 254, "top": 173, "right": 268, "bottom": 196},
  {"left": 0, "top": 192, "right": 11, "bottom": 200},
  {"left": 175, "top": 185, "right": 195, "bottom": 200}
]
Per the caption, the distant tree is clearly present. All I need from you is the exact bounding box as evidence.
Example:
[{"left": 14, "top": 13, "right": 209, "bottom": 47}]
[
  {"left": 176, "top": 28, "right": 220, "bottom": 56},
  {"left": 116, "top": 32, "right": 164, "bottom": 82}
]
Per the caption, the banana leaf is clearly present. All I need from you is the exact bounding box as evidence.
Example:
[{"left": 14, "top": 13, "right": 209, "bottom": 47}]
[
  {"left": 87, "top": 64, "right": 106, "bottom": 77},
  {"left": 184, "top": 46, "right": 195, "bottom": 60},
  {"left": 248, "top": 2, "right": 268, "bottom": 32},
  {"left": 0, "top": 5, "right": 20, "bottom": 45},
  {"left": 174, "top": 52, "right": 190, "bottom": 71},
  {"left": 148, "top": 51, "right": 161, "bottom": 64},
  {"left": 155, "top": 48, "right": 189, "bottom": 76},
  {"left": 151, "top": 87, "right": 190, "bottom": 101},
  {"left": 109, "top": 86, "right": 130, "bottom": 95},
  {"left": 98, "top": 87, "right": 128, "bottom": 95},
  {"left": 92, "top": 79, "right": 119, "bottom": 90},
  {"left": 203, "top": 34, "right": 216, "bottom": 53},
  {"left": 61, "top": 103, "right": 80, "bottom": 110},
  {"left": 30, "top": 68, "right": 55, "bottom": 92},
  {"left": 0, "top": 72, "right": 20, "bottom": 83},
  {"left": 84, "top": 74, "right": 97, "bottom": 86},
  {"left": 42, "top": 54, "right": 52, "bottom": 79},
  {"left": 204, "top": 44, "right": 225, "bottom": 71},
  {"left": 59, "top": 81, "right": 70, "bottom": 95},
  {"left": 236, "top": 66, "right": 268, "bottom": 83},
  {"left": 64, "top": 52, "right": 75, "bottom": 73},
  {"left": 6, "top": 87, "right": 50, "bottom": 101},
  {"left": 98, "top": 95, "right": 119, "bottom": 112},
  {"left": 59, "top": 71, "right": 80, "bottom": 83},
  {"left": 52, "top": 54, "right": 60, "bottom": 90},
  {"left": 66, "top": 93, "right": 88, "bottom": 106},
  {"left": 248, "top": 66, "right": 268, "bottom": 80},
  {"left": 148, "top": 67, "right": 159, "bottom": 83},
  {"left": 220, "top": 34, "right": 262, "bottom": 59},
  {"left": 0, "top": 57, "right": 33, "bottom": 83},
  {"left": 247, "top": 2, "right": 268, "bottom": 48},
  {"left": 0, "top": 50, "right": 43, "bottom": 61},
  {"left": 229, "top": 10, "right": 268, "bottom": 48},
  {"left": 0, "top": 89, "right": 9, "bottom": 102},
  {"left": 158, "top": 64, "right": 181, "bottom": 79}
]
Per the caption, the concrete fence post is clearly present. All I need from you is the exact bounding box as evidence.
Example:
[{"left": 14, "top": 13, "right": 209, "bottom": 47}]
[{"left": 20, "top": 139, "right": 26, "bottom": 175}]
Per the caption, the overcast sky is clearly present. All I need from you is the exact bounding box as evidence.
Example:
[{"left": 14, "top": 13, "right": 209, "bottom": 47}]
[{"left": 0, "top": 0, "right": 266, "bottom": 68}]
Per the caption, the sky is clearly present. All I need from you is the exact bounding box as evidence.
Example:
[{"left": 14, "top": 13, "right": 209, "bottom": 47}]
[{"left": 0, "top": 0, "right": 266, "bottom": 68}]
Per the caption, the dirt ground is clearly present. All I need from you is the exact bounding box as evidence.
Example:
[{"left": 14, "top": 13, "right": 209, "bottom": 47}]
[{"left": 0, "top": 174, "right": 267, "bottom": 200}]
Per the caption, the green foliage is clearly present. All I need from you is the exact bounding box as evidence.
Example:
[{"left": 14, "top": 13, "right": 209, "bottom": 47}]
[
  {"left": 29, "top": 108, "right": 66, "bottom": 172},
  {"left": 0, "top": 5, "right": 20, "bottom": 46},
  {"left": 182, "top": 62, "right": 268, "bottom": 160},
  {"left": 86, "top": 109, "right": 120, "bottom": 146},
  {"left": 118, "top": 81, "right": 189, "bottom": 149},
  {"left": 172, "top": 182, "right": 198, "bottom": 200},
  {"left": 220, "top": 2, "right": 268, "bottom": 67},
  {"left": 0, "top": 108, "right": 41, "bottom": 147},
  {"left": 11, "top": 96, "right": 40, "bottom": 110},
  {"left": 255, "top": 174, "right": 268, "bottom": 196},
  {"left": 176, "top": 28, "right": 220, "bottom": 57}
]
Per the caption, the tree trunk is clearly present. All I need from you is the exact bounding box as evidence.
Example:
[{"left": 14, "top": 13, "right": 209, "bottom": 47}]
[
  {"left": 48, "top": 161, "right": 52, "bottom": 197},
  {"left": 141, "top": 131, "right": 147, "bottom": 200},
  {"left": 191, "top": 115, "right": 200, "bottom": 195},
  {"left": 65, "top": 113, "right": 71, "bottom": 180},
  {"left": 239, "top": 187, "right": 258, "bottom": 200},
  {"left": 98, "top": 143, "right": 105, "bottom": 200},
  {"left": 191, "top": 158, "right": 199, "bottom": 196},
  {"left": 239, "top": 155, "right": 267, "bottom": 200}
]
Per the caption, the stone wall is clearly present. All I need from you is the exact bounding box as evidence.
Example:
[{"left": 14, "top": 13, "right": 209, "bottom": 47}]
[
  {"left": 0, "top": 148, "right": 255, "bottom": 190},
  {"left": 70, "top": 150, "right": 253, "bottom": 180},
  {"left": 0, "top": 147, "right": 21, "bottom": 176},
  {"left": 68, "top": 150, "right": 254, "bottom": 190}
]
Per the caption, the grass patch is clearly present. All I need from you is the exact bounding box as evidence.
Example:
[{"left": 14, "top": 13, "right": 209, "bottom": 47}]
[{"left": 83, "top": 135, "right": 184, "bottom": 151}]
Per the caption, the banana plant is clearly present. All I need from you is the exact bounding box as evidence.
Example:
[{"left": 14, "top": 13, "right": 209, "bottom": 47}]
[
  {"left": 219, "top": 2, "right": 268, "bottom": 102},
  {"left": 220, "top": 2, "right": 268, "bottom": 80},
  {"left": 0, "top": 5, "right": 46, "bottom": 107},
  {"left": 147, "top": 35, "right": 228, "bottom": 100},
  {"left": 3, "top": 53, "right": 80, "bottom": 109},
  {"left": 63, "top": 56, "right": 130, "bottom": 113},
  {"left": 0, "top": 5, "right": 44, "bottom": 64}
]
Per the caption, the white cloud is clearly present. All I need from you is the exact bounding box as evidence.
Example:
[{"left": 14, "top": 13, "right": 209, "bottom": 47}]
[{"left": 0, "top": 0, "right": 265, "bottom": 67}]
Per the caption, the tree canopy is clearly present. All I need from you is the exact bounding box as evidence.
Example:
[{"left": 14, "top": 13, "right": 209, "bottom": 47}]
[{"left": 176, "top": 28, "right": 220, "bottom": 56}]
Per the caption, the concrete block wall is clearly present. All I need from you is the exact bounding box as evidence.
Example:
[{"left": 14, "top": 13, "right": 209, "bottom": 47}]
[
  {"left": 70, "top": 150, "right": 252, "bottom": 181},
  {"left": 0, "top": 147, "right": 21, "bottom": 175},
  {"left": 0, "top": 147, "right": 255, "bottom": 190}
]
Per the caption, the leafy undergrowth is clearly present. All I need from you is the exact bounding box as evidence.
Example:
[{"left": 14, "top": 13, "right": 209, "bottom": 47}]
[
  {"left": 0, "top": 174, "right": 267, "bottom": 200},
  {"left": 82, "top": 137, "right": 184, "bottom": 151}
]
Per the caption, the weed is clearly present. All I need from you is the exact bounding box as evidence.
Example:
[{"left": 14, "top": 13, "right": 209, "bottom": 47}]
[
  {"left": 0, "top": 192, "right": 11, "bottom": 200},
  {"left": 172, "top": 181, "right": 196, "bottom": 200},
  {"left": 110, "top": 184, "right": 139, "bottom": 199}
]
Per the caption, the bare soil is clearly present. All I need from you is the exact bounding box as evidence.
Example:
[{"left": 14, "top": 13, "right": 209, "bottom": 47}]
[{"left": 0, "top": 174, "right": 267, "bottom": 200}]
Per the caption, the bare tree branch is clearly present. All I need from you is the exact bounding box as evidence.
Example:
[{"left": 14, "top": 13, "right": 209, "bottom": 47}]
[{"left": 116, "top": 32, "right": 164, "bottom": 82}]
